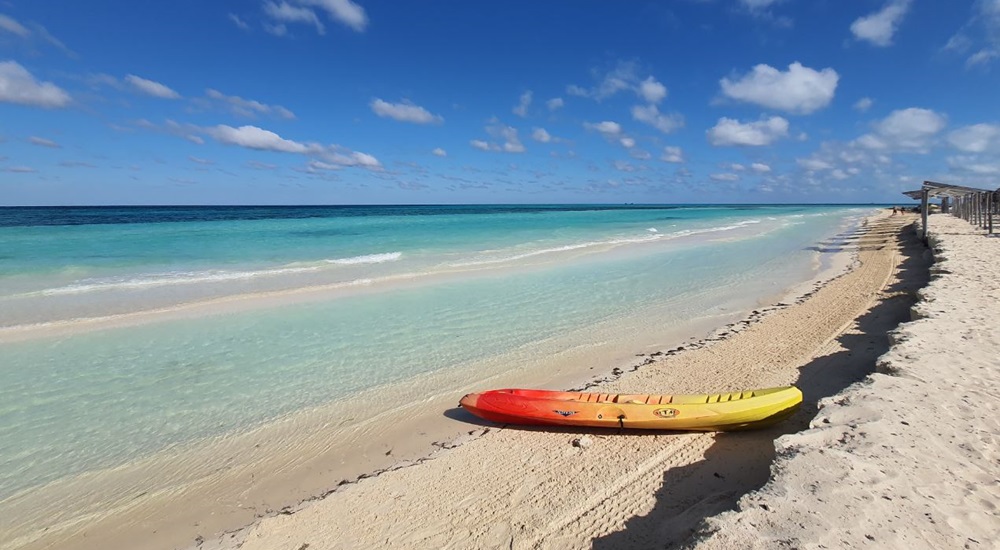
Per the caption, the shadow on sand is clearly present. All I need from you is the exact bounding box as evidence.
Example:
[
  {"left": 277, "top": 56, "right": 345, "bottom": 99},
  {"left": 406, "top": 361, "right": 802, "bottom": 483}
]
[{"left": 585, "top": 221, "right": 932, "bottom": 549}]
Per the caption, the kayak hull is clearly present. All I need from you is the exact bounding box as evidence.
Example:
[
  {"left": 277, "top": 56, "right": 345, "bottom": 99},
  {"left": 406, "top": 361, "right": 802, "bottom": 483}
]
[{"left": 459, "top": 386, "right": 803, "bottom": 431}]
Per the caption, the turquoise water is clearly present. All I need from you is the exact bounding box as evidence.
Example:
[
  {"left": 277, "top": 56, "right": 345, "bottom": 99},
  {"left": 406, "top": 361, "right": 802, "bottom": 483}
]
[{"left": 0, "top": 205, "right": 871, "bottom": 501}]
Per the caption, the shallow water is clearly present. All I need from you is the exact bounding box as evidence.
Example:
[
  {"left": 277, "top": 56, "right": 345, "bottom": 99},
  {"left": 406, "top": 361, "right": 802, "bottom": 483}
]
[{"left": 0, "top": 204, "right": 871, "bottom": 505}]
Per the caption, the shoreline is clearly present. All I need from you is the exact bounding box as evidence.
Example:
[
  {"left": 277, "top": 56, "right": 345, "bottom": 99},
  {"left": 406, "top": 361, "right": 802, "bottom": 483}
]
[
  {"left": 0, "top": 213, "right": 874, "bottom": 550},
  {"left": 207, "top": 212, "right": 913, "bottom": 548},
  {"left": 195, "top": 212, "right": 912, "bottom": 550}
]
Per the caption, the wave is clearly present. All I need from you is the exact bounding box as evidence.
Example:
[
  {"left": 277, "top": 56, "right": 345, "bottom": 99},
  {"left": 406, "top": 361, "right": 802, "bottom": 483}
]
[
  {"left": 324, "top": 252, "right": 402, "bottom": 265},
  {"left": 14, "top": 252, "right": 402, "bottom": 297},
  {"left": 451, "top": 220, "right": 765, "bottom": 268}
]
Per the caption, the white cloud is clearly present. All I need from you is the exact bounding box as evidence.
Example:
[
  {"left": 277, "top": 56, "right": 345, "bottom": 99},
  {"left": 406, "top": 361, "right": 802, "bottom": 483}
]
[
  {"left": 719, "top": 62, "right": 838, "bottom": 114},
  {"left": 661, "top": 146, "right": 684, "bottom": 163},
  {"left": 797, "top": 157, "right": 833, "bottom": 171},
  {"left": 751, "top": 162, "right": 772, "bottom": 173},
  {"left": 206, "top": 89, "right": 295, "bottom": 119},
  {"left": 0, "top": 14, "right": 30, "bottom": 37},
  {"left": 637, "top": 76, "right": 667, "bottom": 103},
  {"left": 710, "top": 173, "right": 740, "bottom": 182},
  {"left": 263, "top": 0, "right": 368, "bottom": 33},
  {"left": 512, "top": 91, "right": 532, "bottom": 117},
  {"left": 619, "top": 137, "right": 636, "bottom": 148},
  {"left": 472, "top": 121, "right": 525, "bottom": 153},
  {"left": 532, "top": 128, "right": 552, "bottom": 143},
  {"left": 229, "top": 13, "right": 251, "bottom": 30},
  {"left": 189, "top": 156, "right": 214, "bottom": 165},
  {"left": 263, "top": 2, "right": 325, "bottom": 34},
  {"left": 613, "top": 160, "right": 637, "bottom": 172},
  {"left": 0, "top": 61, "right": 71, "bottom": 108},
  {"left": 5, "top": 166, "right": 36, "bottom": 173},
  {"left": 584, "top": 120, "right": 623, "bottom": 137},
  {"left": 28, "top": 136, "right": 59, "bottom": 148},
  {"left": 208, "top": 124, "right": 312, "bottom": 153},
  {"left": 125, "top": 74, "right": 180, "bottom": 99},
  {"left": 631, "top": 104, "right": 684, "bottom": 134},
  {"left": 948, "top": 123, "right": 1000, "bottom": 152},
  {"left": 851, "top": 0, "right": 912, "bottom": 47},
  {"left": 945, "top": 1, "right": 1000, "bottom": 68},
  {"left": 299, "top": 0, "right": 368, "bottom": 32},
  {"left": 707, "top": 116, "right": 789, "bottom": 146},
  {"left": 568, "top": 61, "right": 670, "bottom": 104},
  {"left": 546, "top": 97, "right": 564, "bottom": 110},
  {"left": 853, "top": 97, "right": 874, "bottom": 112},
  {"left": 855, "top": 107, "right": 947, "bottom": 152},
  {"left": 370, "top": 99, "right": 443, "bottom": 124},
  {"left": 948, "top": 155, "right": 1000, "bottom": 175},
  {"left": 432, "top": 147, "right": 447, "bottom": 157}
]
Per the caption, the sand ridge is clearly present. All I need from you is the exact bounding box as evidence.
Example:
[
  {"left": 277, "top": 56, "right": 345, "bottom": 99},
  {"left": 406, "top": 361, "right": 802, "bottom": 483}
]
[{"left": 214, "top": 213, "right": 925, "bottom": 550}]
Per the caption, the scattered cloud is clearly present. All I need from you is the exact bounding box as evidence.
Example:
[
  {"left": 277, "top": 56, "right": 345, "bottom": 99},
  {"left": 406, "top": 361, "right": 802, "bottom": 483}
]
[
  {"left": 568, "top": 61, "right": 669, "bottom": 104},
  {"left": 631, "top": 104, "right": 684, "bottom": 134},
  {"left": 797, "top": 157, "right": 833, "bottom": 171},
  {"left": 28, "top": 136, "right": 59, "bottom": 148},
  {"left": 854, "top": 97, "right": 874, "bottom": 112},
  {"left": 854, "top": 107, "right": 947, "bottom": 152},
  {"left": 637, "top": 76, "right": 667, "bottom": 103},
  {"left": 583, "top": 120, "right": 623, "bottom": 137},
  {"left": 125, "top": 74, "right": 181, "bottom": 99},
  {"left": 262, "top": 0, "right": 368, "bottom": 34},
  {"left": 751, "top": 162, "right": 772, "bottom": 173},
  {"left": 661, "top": 146, "right": 684, "bottom": 163},
  {"left": 947, "top": 123, "right": 999, "bottom": 153},
  {"left": 944, "top": 1, "right": 1000, "bottom": 68},
  {"left": 189, "top": 156, "right": 214, "bottom": 165},
  {"left": 263, "top": 1, "right": 325, "bottom": 35},
  {"left": 707, "top": 116, "right": 790, "bottom": 146},
  {"left": 471, "top": 120, "right": 525, "bottom": 153},
  {"left": 546, "top": 97, "right": 564, "bottom": 110},
  {"left": 201, "top": 123, "right": 380, "bottom": 169},
  {"left": 512, "top": 91, "right": 532, "bottom": 117},
  {"left": 719, "top": 62, "right": 838, "bottom": 115},
  {"left": 710, "top": 172, "right": 740, "bottom": 182},
  {"left": 0, "top": 61, "right": 71, "bottom": 108},
  {"left": 0, "top": 14, "right": 73, "bottom": 55},
  {"left": 532, "top": 128, "right": 552, "bottom": 143},
  {"left": 205, "top": 89, "right": 295, "bottom": 119},
  {"left": 432, "top": 147, "right": 447, "bottom": 157},
  {"left": 370, "top": 99, "right": 443, "bottom": 124},
  {"left": 851, "top": 0, "right": 912, "bottom": 47},
  {"left": 0, "top": 14, "right": 29, "bottom": 37},
  {"left": 229, "top": 13, "right": 251, "bottom": 30},
  {"left": 4, "top": 166, "right": 36, "bottom": 173},
  {"left": 620, "top": 137, "right": 636, "bottom": 148},
  {"left": 208, "top": 124, "right": 310, "bottom": 153},
  {"left": 248, "top": 160, "right": 278, "bottom": 170}
]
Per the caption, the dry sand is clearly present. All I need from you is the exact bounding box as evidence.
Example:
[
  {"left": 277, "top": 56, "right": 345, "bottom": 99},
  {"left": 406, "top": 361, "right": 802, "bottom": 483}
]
[
  {"left": 690, "top": 213, "right": 1000, "bottom": 550},
  {"left": 200, "top": 212, "right": 936, "bottom": 550}
]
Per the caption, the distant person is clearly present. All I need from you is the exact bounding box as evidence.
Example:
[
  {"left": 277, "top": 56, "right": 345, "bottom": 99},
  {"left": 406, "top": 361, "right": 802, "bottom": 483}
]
[{"left": 892, "top": 206, "right": 898, "bottom": 216}]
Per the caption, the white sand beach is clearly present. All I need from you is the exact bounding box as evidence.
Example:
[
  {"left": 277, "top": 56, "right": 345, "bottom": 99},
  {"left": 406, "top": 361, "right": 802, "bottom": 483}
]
[{"left": 691, "top": 213, "right": 1000, "bottom": 549}]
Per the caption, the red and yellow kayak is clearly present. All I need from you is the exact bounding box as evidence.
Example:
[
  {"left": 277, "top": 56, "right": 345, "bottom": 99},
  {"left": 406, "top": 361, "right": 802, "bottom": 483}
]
[{"left": 459, "top": 386, "right": 802, "bottom": 431}]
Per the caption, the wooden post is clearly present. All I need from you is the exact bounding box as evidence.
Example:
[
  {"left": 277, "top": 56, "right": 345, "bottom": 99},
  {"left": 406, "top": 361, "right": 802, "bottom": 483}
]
[
  {"left": 942, "top": 196, "right": 950, "bottom": 214},
  {"left": 921, "top": 188, "right": 929, "bottom": 242},
  {"left": 989, "top": 191, "right": 994, "bottom": 234}
]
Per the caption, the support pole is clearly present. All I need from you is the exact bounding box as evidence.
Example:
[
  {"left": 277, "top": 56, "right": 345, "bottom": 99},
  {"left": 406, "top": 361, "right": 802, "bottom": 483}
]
[{"left": 921, "top": 188, "right": 929, "bottom": 243}]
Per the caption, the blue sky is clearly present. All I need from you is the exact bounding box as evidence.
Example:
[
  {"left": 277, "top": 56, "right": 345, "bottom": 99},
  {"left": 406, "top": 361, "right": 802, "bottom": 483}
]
[{"left": 1, "top": 0, "right": 999, "bottom": 205}]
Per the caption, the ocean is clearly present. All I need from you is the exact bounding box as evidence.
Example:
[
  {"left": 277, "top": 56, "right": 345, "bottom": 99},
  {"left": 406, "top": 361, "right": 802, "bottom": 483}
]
[{"left": 0, "top": 204, "right": 873, "bottom": 545}]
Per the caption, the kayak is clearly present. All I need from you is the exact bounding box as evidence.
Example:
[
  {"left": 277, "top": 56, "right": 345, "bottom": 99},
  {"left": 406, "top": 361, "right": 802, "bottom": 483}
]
[{"left": 459, "top": 386, "right": 802, "bottom": 431}]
